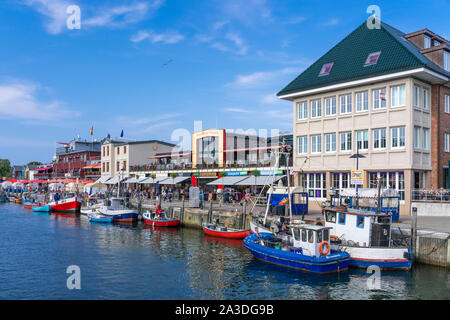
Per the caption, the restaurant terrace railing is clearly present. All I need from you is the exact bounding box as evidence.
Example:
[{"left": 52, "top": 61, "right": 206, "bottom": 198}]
[
  {"left": 412, "top": 189, "right": 450, "bottom": 202},
  {"left": 129, "top": 159, "right": 293, "bottom": 173}
]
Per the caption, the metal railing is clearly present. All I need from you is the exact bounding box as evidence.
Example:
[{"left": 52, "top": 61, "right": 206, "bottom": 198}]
[{"left": 412, "top": 189, "right": 450, "bottom": 202}]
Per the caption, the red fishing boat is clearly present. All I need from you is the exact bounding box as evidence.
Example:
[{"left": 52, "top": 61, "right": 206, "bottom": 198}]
[
  {"left": 142, "top": 211, "right": 180, "bottom": 227},
  {"left": 49, "top": 197, "right": 81, "bottom": 213},
  {"left": 202, "top": 223, "right": 250, "bottom": 239}
]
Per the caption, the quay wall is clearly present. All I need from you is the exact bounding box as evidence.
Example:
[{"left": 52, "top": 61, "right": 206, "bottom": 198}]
[{"left": 411, "top": 201, "right": 450, "bottom": 217}]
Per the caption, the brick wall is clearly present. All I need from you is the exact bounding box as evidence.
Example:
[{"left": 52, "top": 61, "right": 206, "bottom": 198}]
[{"left": 430, "top": 84, "right": 450, "bottom": 188}]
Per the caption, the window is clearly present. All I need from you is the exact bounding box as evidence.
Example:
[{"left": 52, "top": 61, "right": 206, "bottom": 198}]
[
  {"left": 311, "top": 135, "right": 322, "bottom": 153},
  {"left": 391, "top": 85, "right": 405, "bottom": 107},
  {"left": 414, "top": 127, "right": 421, "bottom": 149},
  {"left": 293, "top": 228, "right": 300, "bottom": 241},
  {"left": 323, "top": 229, "right": 329, "bottom": 242},
  {"left": 124, "top": 146, "right": 127, "bottom": 154},
  {"left": 373, "top": 88, "right": 386, "bottom": 109},
  {"left": 424, "top": 35, "right": 431, "bottom": 49},
  {"left": 340, "top": 132, "right": 352, "bottom": 151},
  {"left": 356, "top": 130, "right": 368, "bottom": 150},
  {"left": 422, "top": 128, "right": 429, "bottom": 150},
  {"left": 117, "top": 147, "right": 120, "bottom": 155},
  {"left": 302, "top": 173, "right": 326, "bottom": 199},
  {"left": 373, "top": 128, "right": 386, "bottom": 149},
  {"left": 301, "top": 229, "right": 307, "bottom": 242},
  {"left": 445, "top": 51, "right": 449, "bottom": 71},
  {"left": 356, "top": 91, "right": 369, "bottom": 111},
  {"left": 117, "top": 161, "right": 120, "bottom": 171},
  {"left": 319, "top": 62, "right": 333, "bottom": 76},
  {"left": 413, "top": 85, "right": 420, "bottom": 108},
  {"left": 325, "top": 133, "right": 336, "bottom": 152},
  {"left": 391, "top": 127, "right": 406, "bottom": 148},
  {"left": 356, "top": 216, "right": 365, "bottom": 228},
  {"left": 107, "top": 146, "right": 109, "bottom": 156},
  {"left": 103, "top": 147, "right": 105, "bottom": 157},
  {"left": 423, "top": 88, "right": 429, "bottom": 110},
  {"left": 316, "top": 230, "right": 323, "bottom": 243},
  {"left": 325, "top": 211, "right": 336, "bottom": 223},
  {"left": 370, "top": 171, "right": 405, "bottom": 200},
  {"left": 445, "top": 95, "right": 450, "bottom": 114},
  {"left": 434, "top": 40, "right": 440, "bottom": 46},
  {"left": 297, "top": 101, "right": 308, "bottom": 120},
  {"left": 308, "top": 230, "right": 314, "bottom": 243},
  {"left": 338, "top": 213, "right": 346, "bottom": 225},
  {"left": 297, "top": 136, "right": 307, "bottom": 154},
  {"left": 106, "top": 162, "right": 109, "bottom": 172},
  {"left": 445, "top": 133, "right": 450, "bottom": 153},
  {"left": 123, "top": 160, "right": 127, "bottom": 170},
  {"left": 364, "top": 51, "right": 381, "bottom": 67},
  {"left": 325, "top": 97, "right": 336, "bottom": 116},
  {"left": 340, "top": 94, "right": 352, "bottom": 114},
  {"left": 311, "top": 99, "right": 322, "bottom": 118},
  {"left": 102, "top": 162, "right": 105, "bottom": 172},
  {"left": 332, "top": 172, "right": 356, "bottom": 189}
]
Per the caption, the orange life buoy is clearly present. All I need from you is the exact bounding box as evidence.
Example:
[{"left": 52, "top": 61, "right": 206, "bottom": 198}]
[{"left": 318, "top": 241, "right": 330, "bottom": 256}]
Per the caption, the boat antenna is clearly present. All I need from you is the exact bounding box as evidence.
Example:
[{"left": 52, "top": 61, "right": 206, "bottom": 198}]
[{"left": 262, "top": 149, "right": 280, "bottom": 225}]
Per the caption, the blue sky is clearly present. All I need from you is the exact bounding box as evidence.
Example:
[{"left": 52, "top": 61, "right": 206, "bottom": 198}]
[{"left": 1, "top": 0, "right": 449, "bottom": 165}]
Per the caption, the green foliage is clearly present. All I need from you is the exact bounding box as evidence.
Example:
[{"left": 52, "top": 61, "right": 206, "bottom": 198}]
[
  {"left": 170, "top": 173, "right": 177, "bottom": 179},
  {"left": 27, "top": 161, "right": 42, "bottom": 166},
  {"left": 251, "top": 170, "right": 260, "bottom": 176},
  {"left": 0, "top": 159, "right": 11, "bottom": 178},
  {"left": 150, "top": 173, "right": 157, "bottom": 180}
]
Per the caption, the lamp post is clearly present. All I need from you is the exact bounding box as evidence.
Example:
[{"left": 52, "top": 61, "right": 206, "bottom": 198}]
[{"left": 349, "top": 143, "right": 366, "bottom": 208}]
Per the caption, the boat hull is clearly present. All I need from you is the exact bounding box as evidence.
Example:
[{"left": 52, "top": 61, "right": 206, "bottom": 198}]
[
  {"left": 332, "top": 244, "right": 412, "bottom": 271},
  {"left": 50, "top": 199, "right": 81, "bottom": 213},
  {"left": 203, "top": 226, "right": 250, "bottom": 239},
  {"left": 23, "top": 203, "right": 35, "bottom": 209},
  {"left": 32, "top": 205, "right": 51, "bottom": 212},
  {"left": 143, "top": 217, "right": 180, "bottom": 227},
  {"left": 88, "top": 213, "right": 113, "bottom": 223},
  {"left": 244, "top": 233, "right": 350, "bottom": 274}
]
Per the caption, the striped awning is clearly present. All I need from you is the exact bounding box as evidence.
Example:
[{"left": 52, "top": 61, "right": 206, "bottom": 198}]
[
  {"left": 138, "top": 177, "right": 168, "bottom": 184},
  {"left": 207, "top": 176, "right": 248, "bottom": 186},
  {"left": 159, "top": 176, "right": 190, "bottom": 185},
  {"left": 95, "top": 176, "right": 111, "bottom": 184},
  {"left": 234, "top": 175, "right": 285, "bottom": 186}
]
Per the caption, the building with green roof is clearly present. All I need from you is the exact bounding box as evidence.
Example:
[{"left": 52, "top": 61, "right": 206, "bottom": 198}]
[{"left": 278, "top": 20, "right": 450, "bottom": 217}]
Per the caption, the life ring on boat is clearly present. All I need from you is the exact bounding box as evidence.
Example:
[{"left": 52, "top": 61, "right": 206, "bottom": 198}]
[
  {"left": 318, "top": 241, "right": 330, "bottom": 256},
  {"left": 81, "top": 193, "right": 88, "bottom": 199}
]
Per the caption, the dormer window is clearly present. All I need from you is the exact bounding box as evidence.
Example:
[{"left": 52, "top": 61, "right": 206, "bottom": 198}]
[
  {"left": 424, "top": 35, "right": 431, "bottom": 49},
  {"left": 319, "top": 62, "right": 333, "bottom": 76},
  {"left": 434, "top": 40, "right": 440, "bottom": 46},
  {"left": 364, "top": 51, "right": 381, "bottom": 67}
]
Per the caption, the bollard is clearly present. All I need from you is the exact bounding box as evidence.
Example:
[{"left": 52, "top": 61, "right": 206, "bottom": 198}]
[
  {"left": 411, "top": 207, "right": 418, "bottom": 260},
  {"left": 208, "top": 200, "right": 213, "bottom": 224},
  {"left": 242, "top": 200, "right": 247, "bottom": 229},
  {"left": 181, "top": 197, "right": 185, "bottom": 226}
]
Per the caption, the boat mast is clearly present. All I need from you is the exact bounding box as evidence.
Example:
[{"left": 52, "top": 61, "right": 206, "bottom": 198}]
[{"left": 263, "top": 150, "right": 280, "bottom": 225}]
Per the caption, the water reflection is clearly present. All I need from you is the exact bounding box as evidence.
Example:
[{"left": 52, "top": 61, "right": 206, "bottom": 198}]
[{"left": 0, "top": 203, "right": 448, "bottom": 300}]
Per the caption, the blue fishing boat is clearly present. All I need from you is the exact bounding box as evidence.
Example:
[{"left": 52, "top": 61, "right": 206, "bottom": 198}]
[
  {"left": 87, "top": 212, "right": 113, "bottom": 223},
  {"left": 243, "top": 224, "right": 350, "bottom": 274},
  {"left": 32, "top": 205, "right": 51, "bottom": 212}
]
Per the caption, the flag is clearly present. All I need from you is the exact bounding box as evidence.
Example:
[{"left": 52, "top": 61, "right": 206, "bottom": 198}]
[
  {"left": 90, "top": 126, "right": 93, "bottom": 136},
  {"left": 191, "top": 173, "right": 197, "bottom": 187},
  {"left": 120, "top": 130, "right": 124, "bottom": 138},
  {"left": 218, "top": 172, "right": 224, "bottom": 189},
  {"left": 380, "top": 91, "right": 386, "bottom": 101}
]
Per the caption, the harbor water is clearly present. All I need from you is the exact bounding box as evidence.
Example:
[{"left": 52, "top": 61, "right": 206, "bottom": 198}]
[{"left": 0, "top": 203, "right": 448, "bottom": 300}]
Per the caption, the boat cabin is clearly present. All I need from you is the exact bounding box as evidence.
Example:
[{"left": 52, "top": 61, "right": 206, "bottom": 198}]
[
  {"left": 268, "top": 186, "right": 308, "bottom": 215},
  {"left": 106, "top": 197, "right": 128, "bottom": 210},
  {"left": 289, "top": 224, "right": 333, "bottom": 257},
  {"left": 322, "top": 207, "right": 392, "bottom": 248}
]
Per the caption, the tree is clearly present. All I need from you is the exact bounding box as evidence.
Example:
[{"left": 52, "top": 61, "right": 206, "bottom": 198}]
[
  {"left": 0, "top": 159, "right": 12, "bottom": 179},
  {"left": 170, "top": 172, "right": 177, "bottom": 184},
  {"left": 27, "top": 161, "right": 42, "bottom": 166}
]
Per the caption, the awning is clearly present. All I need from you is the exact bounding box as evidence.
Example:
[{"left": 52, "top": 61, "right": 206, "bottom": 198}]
[
  {"left": 35, "top": 166, "right": 52, "bottom": 171},
  {"left": 95, "top": 176, "right": 111, "bottom": 184},
  {"left": 139, "top": 177, "right": 168, "bottom": 184},
  {"left": 159, "top": 176, "right": 190, "bottom": 185},
  {"left": 234, "top": 175, "right": 285, "bottom": 186},
  {"left": 104, "top": 176, "right": 126, "bottom": 185},
  {"left": 208, "top": 176, "right": 248, "bottom": 186},
  {"left": 83, "top": 164, "right": 101, "bottom": 169},
  {"left": 125, "top": 177, "right": 147, "bottom": 184}
]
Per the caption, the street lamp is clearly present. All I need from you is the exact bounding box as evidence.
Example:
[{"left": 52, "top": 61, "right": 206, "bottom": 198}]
[{"left": 349, "top": 144, "right": 366, "bottom": 208}]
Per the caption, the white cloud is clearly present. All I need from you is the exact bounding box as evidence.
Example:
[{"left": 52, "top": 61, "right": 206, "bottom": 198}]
[
  {"left": 0, "top": 81, "right": 78, "bottom": 121},
  {"left": 213, "top": 20, "right": 229, "bottom": 30},
  {"left": 225, "top": 32, "right": 249, "bottom": 55},
  {"left": 0, "top": 137, "right": 54, "bottom": 148},
  {"left": 210, "top": 42, "right": 229, "bottom": 52},
  {"left": 323, "top": 18, "right": 339, "bottom": 26},
  {"left": 228, "top": 67, "right": 302, "bottom": 88},
  {"left": 130, "top": 30, "right": 184, "bottom": 44},
  {"left": 23, "top": 0, "right": 164, "bottom": 34},
  {"left": 224, "top": 108, "right": 249, "bottom": 113},
  {"left": 117, "top": 112, "right": 184, "bottom": 126}
]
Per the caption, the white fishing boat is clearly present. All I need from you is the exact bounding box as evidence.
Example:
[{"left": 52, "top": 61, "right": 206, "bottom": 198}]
[{"left": 98, "top": 197, "right": 138, "bottom": 222}]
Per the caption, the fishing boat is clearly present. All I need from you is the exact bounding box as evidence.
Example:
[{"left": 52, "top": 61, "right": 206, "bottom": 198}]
[
  {"left": 87, "top": 212, "right": 113, "bottom": 223},
  {"left": 32, "top": 204, "right": 51, "bottom": 213},
  {"left": 322, "top": 205, "right": 412, "bottom": 271},
  {"left": 244, "top": 224, "right": 350, "bottom": 274},
  {"left": 48, "top": 196, "right": 81, "bottom": 213},
  {"left": 202, "top": 222, "right": 250, "bottom": 239},
  {"left": 23, "top": 202, "right": 36, "bottom": 209},
  {"left": 98, "top": 197, "right": 138, "bottom": 222},
  {"left": 80, "top": 200, "right": 104, "bottom": 215},
  {"left": 142, "top": 209, "right": 180, "bottom": 227}
]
